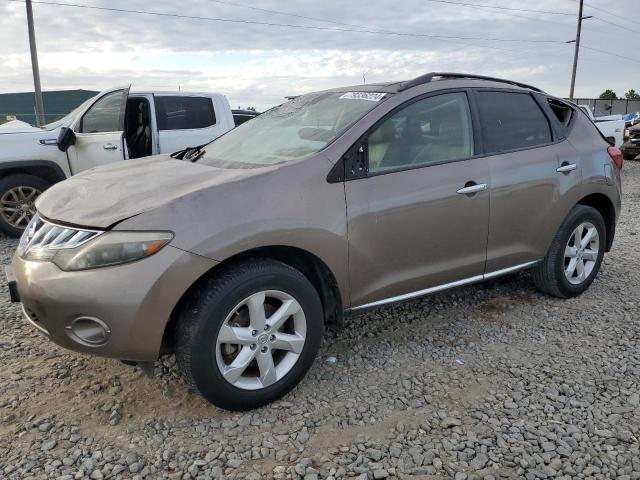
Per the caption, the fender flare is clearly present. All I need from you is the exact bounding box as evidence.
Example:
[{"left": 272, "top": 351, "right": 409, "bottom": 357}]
[{"left": 0, "top": 160, "right": 67, "bottom": 184}]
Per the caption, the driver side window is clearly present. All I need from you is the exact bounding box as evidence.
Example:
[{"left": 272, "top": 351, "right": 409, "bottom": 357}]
[
  {"left": 80, "top": 91, "right": 124, "bottom": 133},
  {"left": 368, "top": 92, "right": 474, "bottom": 173}
]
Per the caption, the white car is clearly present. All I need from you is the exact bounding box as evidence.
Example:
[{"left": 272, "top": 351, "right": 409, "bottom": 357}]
[
  {"left": 0, "top": 86, "right": 234, "bottom": 236},
  {"left": 577, "top": 105, "right": 625, "bottom": 149}
]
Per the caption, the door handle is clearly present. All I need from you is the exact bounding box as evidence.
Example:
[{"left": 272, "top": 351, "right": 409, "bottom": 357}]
[
  {"left": 457, "top": 182, "right": 487, "bottom": 195},
  {"left": 557, "top": 162, "right": 577, "bottom": 173},
  {"left": 103, "top": 143, "right": 118, "bottom": 151}
]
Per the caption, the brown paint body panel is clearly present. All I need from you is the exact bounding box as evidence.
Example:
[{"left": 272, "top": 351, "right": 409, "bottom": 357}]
[
  {"left": 12, "top": 245, "right": 217, "bottom": 360},
  {"left": 485, "top": 140, "right": 583, "bottom": 273},
  {"left": 345, "top": 158, "right": 490, "bottom": 306}
]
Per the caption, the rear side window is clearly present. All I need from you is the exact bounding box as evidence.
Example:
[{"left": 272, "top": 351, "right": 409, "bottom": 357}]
[
  {"left": 547, "top": 98, "right": 574, "bottom": 127},
  {"left": 155, "top": 96, "right": 216, "bottom": 130},
  {"left": 476, "top": 91, "right": 551, "bottom": 154}
]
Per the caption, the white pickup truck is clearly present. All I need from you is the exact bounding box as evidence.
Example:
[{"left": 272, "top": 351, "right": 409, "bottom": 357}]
[
  {"left": 0, "top": 86, "right": 234, "bottom": 236},
  {"left": 577, "top": 105, "right": 625, "bottom": 149}
]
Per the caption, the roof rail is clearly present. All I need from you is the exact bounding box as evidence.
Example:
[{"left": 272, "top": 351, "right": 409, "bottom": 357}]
[{"left": 397, "top": 72, "right": 544, "bottom": 93}]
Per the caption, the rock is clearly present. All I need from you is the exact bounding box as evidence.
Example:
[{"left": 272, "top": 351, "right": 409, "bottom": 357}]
[
  {"left": 109, "top": 409, "right": 122, "bottom": 426},
  {"left": 441, "top": 417, "right": 462, "bottom": 428},
  {"left": 3, "top": 172, "right": 640, "bottom": 480},
  {"left": 470, "top": 453, "right": 488, "bottom": 470},
  {"left": 90, "top": 470, "right": 103, "bottom": 480},
  {"left": 41, "top": 440, "right": 57, "bottom": 451},
  {"left": 38, "top": 422, "right": 53, "bottom": 432}
]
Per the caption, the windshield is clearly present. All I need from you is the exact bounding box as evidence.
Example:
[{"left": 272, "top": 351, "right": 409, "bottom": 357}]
[
  {"left": 199, "top": 91, "right": 388, "bottom": 167},
  {"left": 41, "top": 96, "right": 96, "bottom": 130}
]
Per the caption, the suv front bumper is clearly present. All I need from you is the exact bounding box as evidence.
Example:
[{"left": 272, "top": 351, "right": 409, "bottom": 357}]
[{"left": 8, "top": 245, "right": 217, "bottom": 361}]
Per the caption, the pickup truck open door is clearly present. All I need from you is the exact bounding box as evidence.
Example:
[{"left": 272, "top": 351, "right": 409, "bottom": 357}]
[{"left": 66, "top": 86, "right": 130, "bottom": 174}]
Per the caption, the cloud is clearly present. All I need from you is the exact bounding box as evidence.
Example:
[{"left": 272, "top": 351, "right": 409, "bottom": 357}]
[{"left": 0, "top": 0, "right": 638, "bottom": 108}]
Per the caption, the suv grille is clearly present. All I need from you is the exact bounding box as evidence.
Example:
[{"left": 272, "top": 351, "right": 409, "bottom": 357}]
[{"left": 17, "top": 214, "right": 103, "bottom": 257}]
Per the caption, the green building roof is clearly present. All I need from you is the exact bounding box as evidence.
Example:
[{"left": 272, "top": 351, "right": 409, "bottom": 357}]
[{"left": 0, "top": 89, "right": 99, "bottom": 126}]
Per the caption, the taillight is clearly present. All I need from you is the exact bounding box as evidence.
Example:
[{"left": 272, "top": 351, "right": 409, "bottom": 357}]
[{"left": 608, "top": 146, "right": 623, "bottom": 170}]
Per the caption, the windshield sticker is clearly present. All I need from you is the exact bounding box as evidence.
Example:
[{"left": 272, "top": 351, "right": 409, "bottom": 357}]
[{"left": 339, "top": 92, "right": 386, "bottom": 102}]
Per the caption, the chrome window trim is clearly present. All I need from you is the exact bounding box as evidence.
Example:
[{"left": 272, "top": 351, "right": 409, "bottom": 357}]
[{"left": 351, "top": 260, "right": 541, "bottom": 311}]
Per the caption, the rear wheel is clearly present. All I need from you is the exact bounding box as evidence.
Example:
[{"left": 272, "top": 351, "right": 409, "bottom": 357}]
[
  {"left": 0, "top": 174, "right": 49, "bottom": 237},
  {"left": 532, "top": 205, "right": 605, "bottom": 298},
  {"left": 176, "top": 258, "right": 323, "bottom": 411}
]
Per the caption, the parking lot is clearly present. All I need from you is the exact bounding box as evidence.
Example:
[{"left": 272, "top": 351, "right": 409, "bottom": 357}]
[{"left": 0, "top": 162, "right": 638, "bottom": 479}]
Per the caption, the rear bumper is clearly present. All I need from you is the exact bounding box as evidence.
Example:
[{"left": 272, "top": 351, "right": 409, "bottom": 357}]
[{"left": 9, "top": 245, "right": 217, "bottom": 361}]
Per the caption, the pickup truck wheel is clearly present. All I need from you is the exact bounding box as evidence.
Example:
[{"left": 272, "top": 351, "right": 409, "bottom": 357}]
[
  {"left": 0, "top": 174, "right": 50, "bottom": 237},
  {"left": 532, "top": 205, "right": 605, "bottom": 298},
  {"left": 175, "top": 258, "right": 323, "bottom": 411}
]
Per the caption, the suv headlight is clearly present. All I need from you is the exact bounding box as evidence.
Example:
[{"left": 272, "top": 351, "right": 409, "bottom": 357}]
[{"left": 26, "top": 231, "right": 174, "bottom": 271}]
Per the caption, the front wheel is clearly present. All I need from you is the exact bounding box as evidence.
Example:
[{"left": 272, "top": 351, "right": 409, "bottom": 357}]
[
  {"left": 532, "top": 205, "right": 606, "bottom": 298},
  {"left": 175, "top": 258, "right": 323, "bottom": 411},
  {"left": 0, "top": 174, "right": 50, "bottom": 237}
]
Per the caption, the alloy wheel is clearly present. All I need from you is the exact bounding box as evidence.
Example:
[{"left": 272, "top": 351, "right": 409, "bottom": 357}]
[
  {"left": 564, "top": 221, "right": 600, "bottom": 285},
  {"left": 215, "top": 290, "right": 307, "bottom": 390},
  {"left": 0, "top": 186, "right": 41, "bottom": 229}
]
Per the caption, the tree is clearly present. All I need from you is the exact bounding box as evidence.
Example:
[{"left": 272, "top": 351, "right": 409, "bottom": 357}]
[
  {"left": 625, "top": 89, "right": 640, "bottom": 100},
  {"left": 599, "top": 89, "right": 618, "bottom": 100}
]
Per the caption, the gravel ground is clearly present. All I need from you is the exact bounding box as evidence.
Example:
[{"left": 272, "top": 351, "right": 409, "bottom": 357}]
[{"left": 1, "top": 163, "right": 639, "bottom": 480}]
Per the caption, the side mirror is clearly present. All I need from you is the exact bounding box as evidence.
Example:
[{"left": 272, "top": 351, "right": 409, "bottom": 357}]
[
  {"left": 57, "top": 127, "right": 76, "bottom": 152},
  {"left": 327, "top": 142, "right": 366, "bottom": 183}
]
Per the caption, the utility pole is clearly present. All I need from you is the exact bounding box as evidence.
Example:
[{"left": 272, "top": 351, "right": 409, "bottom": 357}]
[
  {"left": 25, "top": 0, "right": 45, "bottom": 127},
  {"left": 568, "top": 0, "right": 592, "bottom": 101}
]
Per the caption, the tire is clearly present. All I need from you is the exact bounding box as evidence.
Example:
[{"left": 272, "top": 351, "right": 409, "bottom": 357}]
[
  {"left": 532, "top": 205, "right": 606, "bottom": 298},
  {"left": 175, "top": 258, "right": 324, "bottom": 411},
  {"left": 0, "top": 174, "right": 50, "bottom": 237},
  {"left": 623, "top": 152, "right": 635, "bottom": 161}
]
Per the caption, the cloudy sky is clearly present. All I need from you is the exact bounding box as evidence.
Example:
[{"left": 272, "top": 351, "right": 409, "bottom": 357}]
[{"left": 1, "top": 0, "right": 639, "bottom": 109}]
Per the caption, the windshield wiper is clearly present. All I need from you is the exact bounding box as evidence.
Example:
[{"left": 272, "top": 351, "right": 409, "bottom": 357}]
[{"left": 171, "top": 144, "right": 206, "bottom": 162}]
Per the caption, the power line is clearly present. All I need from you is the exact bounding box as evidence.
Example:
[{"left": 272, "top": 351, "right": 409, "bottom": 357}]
[
  {"left": 422, "top": 0, "right": 573, "bottom": 16},
  {"left": 202, "top": 0, "right": 369, "bottom": 30},
  {"left": 204, "top": 0, "right": 637, "bottom": 47},
  {"left": 207, "top": 0, "right": 640, "bottom": 38},
  {"left": 450, "top": 39, "right": 619, "bottom": 65},
  {"left": 561, "top": 1, "right": 640, "bottom": 37},
  {"left": 422, "top": 0, "right": 573, "bottom": 27},
  {"left": 581, "top": 0, "right": 639, "bottom": 24},
  {"left": 205, "top": 0, "right": 574, "bottom": 29},
  {"left": 591, "top": 16, "right": 640, "bottom": 36},
  {"left": 6, "top": 0, "right": 564, "bottom": 44},
  {"left": 581, "top": 44, "right": 640, "bottom": 64},
  {"left": 9, "top": 0, "right": 640, "bottom": 67}
]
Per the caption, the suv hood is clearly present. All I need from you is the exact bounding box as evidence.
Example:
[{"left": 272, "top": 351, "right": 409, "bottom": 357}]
[
  {"left": 0, "top": 120, "right": 42, "bottom": 134},
  {"left": 36, "top": 155, "right": 276, "bottom": 228}
]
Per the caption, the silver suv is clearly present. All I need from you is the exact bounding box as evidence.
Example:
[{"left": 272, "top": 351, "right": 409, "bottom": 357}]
[{"left": 8, "top": 73, "right": 623, "bottom": 410}]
